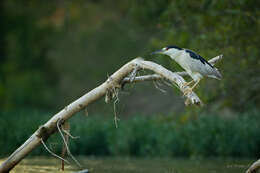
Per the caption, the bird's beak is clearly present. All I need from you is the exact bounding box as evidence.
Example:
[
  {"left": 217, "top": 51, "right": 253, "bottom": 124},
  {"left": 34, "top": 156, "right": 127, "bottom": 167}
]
[{"left": 151, "top": 49, "right": 164, "bottom": 55}]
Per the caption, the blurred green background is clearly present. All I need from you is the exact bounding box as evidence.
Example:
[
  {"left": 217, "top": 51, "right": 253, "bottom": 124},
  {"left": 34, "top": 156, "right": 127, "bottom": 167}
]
[{"left": 0, "top": 0, "right": 260, "bottom": 158}]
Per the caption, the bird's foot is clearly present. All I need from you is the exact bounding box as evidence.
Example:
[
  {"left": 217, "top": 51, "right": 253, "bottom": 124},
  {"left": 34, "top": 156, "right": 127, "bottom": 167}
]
[
  {"left": 183, "top": 80, "right": 194, "bottom": 87},
  {"left": 183, "top": 82, "right": 189, "bottom": 87},
  {"left": 183, "top": 87, "right": 193, "bottom": 96}
]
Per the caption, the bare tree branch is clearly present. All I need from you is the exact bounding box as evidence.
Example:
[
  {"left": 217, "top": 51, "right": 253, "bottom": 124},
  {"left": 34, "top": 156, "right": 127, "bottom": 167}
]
[
  {"left": 123, "top": 74, "right": 162, "bottom": 83},
  {"left": 153, "top": 81, "right": 167, "bottom": 93},
  {"left": 57, "top": 119, "right": 81, "bottom": 168},
  {"left": 208, "top": 54, "right": 223, "bottom": 65},
  {"left": 0, "top": 56, "right": 223, "bottom": 172},
  {"left": 62, "top": 127, "right": 80, "bottom": 139},
  {"left": 60, "top": 121, "right": 70, "bottom": 171},
  {"left": 122, "top": 55, "right": 223, "bottom": 84},
  {"left": 40, "top": 138, "right": 70, "bottom": 164},
  {"left": 246, "top": 159, "right": 260, "bottom": 173}
]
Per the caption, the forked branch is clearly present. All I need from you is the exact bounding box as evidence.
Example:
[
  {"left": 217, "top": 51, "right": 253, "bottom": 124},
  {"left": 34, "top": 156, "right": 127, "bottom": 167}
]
[{"left": 0, "top": 55, "right": 223, "bottom": 173}]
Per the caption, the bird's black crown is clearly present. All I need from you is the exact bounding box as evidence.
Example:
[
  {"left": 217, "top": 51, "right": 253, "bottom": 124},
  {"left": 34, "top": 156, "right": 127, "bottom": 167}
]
[{"left": 166, "top": 45, "right": 183, "bottom": 50}]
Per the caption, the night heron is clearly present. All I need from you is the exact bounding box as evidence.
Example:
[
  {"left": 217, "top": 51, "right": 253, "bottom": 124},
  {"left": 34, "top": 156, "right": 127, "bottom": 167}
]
[{"left": 152, "top": 46, "right": 222, "bottom": 95}]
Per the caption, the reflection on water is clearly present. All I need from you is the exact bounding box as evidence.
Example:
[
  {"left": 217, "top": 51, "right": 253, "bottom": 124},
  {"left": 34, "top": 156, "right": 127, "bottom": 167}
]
[{"left": 0, "top": 157, "right": 253, "bottom": 173}]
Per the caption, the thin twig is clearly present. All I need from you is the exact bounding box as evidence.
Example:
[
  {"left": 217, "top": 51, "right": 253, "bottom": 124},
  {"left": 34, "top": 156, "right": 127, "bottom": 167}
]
[
  {"left": 153, "top": 81, "right": 167, "bottom": 93},
  {"left": 163, "top": 80, "right": 173, "bottom": 87},
  {"left": 112, "top": 87, "right": 120, "bottom": 128},
  {"left": 85, "top": 108, "right": 88, "bottom": 117},
  {"left": 61, "top": 127, "right": 80, "bottom": 139},
  {"left": 129, "top": 66, "right": 139, "bottom": 82},
  {"left": 57, "top": 119, "right": 82, "bottom": 168},
  {"left": 40, "top": 138, "right": 70, "bottom": 164},
  {"left": 123, "top": 74, "right": 162, "bottom": 83}
]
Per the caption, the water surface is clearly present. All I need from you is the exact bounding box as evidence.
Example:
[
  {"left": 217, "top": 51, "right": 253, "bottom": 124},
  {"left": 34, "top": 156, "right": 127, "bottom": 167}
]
[{"left": 0, "top": 157, "right": 253, "bottom": 173}]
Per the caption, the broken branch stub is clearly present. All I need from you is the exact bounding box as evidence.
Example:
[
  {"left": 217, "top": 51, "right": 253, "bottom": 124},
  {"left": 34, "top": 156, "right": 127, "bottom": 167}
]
[
  {"left": 0, "top": 56, "right": 223, "bottom": 172},
  {"left": 246, "top": 159, "right": 260, "bottom": 173}
]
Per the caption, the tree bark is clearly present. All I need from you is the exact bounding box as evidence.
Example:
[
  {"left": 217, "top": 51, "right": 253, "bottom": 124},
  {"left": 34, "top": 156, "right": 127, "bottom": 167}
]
[
  {"left": 246, "top": 159, "right": 260, "bottom": 173},
  {"left": 0, "top": 56, "right": 222, "bottom": 173}
]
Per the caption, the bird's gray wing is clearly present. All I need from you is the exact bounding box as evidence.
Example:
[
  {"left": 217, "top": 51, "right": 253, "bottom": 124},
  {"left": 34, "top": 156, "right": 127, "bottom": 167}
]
[
  {"left": 184, "top": 49, "right": 222, "bottom": 79},
  {"left": 184, "top": 49, "right": 213, "bottom": 68}
]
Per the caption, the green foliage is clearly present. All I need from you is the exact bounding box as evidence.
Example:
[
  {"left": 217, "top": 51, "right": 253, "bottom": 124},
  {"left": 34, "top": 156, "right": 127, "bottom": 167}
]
[
  {"left": 1, "top": 110, "right": 260, "bottom": 158},
  {"left": 1, "top": 0, "right": 259, "bottom": 111},
  {"left": 1, "top": 1, "right": 153, "bottom": 110},
  {"left": 1, "top": 1, "right": 59, "bottom": 109},
  {"left": 125, "top": 0, "right": 260, "bottom": 110}
]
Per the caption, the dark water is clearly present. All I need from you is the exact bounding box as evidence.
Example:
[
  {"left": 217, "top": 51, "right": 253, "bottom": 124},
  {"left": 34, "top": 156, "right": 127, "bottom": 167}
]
[{"left": 0, "top": 157, "right": 253, "bottom": 173}]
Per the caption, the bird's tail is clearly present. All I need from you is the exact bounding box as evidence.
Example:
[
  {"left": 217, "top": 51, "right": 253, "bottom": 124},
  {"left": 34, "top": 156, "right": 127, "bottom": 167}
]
[{"left": 208, "top": 67, "right": 222, "bottom": 80}]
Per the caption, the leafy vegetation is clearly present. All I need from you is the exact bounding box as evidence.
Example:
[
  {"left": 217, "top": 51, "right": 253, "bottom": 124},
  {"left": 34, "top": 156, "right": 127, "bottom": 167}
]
[
  {"left": 1, "top": 110, "right": 260, "bottom": 158},
  {"left": 129, "top": 0, "right": 260, "bottom": 110}
]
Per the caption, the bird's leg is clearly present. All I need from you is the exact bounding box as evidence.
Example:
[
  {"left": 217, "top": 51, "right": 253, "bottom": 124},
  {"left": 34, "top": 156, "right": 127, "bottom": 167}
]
[
  {"left": 183, "top": 80, "right": 195, "bottom": 87},
  {"left": 190, "top": 79, "right": 200, "bottom": 90},
  {"left": 182, "top": 80, "right": 194, "bottom": 96},
  {"left": 183, "top": 79, "right": 200, "bottom": 96}
]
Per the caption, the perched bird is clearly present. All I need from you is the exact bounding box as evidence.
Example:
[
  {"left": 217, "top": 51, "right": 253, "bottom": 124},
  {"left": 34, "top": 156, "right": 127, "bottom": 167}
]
[{"left": 152, "top": 46, "right": 222, "bottom": 95}]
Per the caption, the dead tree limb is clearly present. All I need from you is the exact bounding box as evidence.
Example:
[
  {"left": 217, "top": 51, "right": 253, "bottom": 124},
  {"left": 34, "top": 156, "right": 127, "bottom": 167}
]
[
  {"left": 123, "top": 54, "right": 223, "bottom": 84},
  {"left": 0, "top": 55, "right": 222, "bottom": 173},
  {"left": 246, "top": 159, "right": 260, "bottom": 173}
]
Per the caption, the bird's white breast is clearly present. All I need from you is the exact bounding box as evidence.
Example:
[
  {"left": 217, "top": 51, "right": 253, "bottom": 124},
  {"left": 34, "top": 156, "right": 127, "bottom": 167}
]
[{"left": 170, "top": 51, "right": 191, "bottom": 71}]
